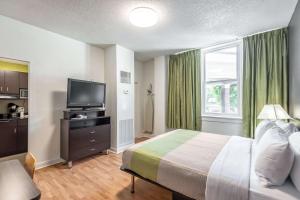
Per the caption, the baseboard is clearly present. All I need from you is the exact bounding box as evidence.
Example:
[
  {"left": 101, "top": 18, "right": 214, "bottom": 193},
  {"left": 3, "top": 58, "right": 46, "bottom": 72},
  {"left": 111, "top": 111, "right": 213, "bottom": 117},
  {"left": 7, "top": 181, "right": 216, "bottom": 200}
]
[
  {"left": 109, "top": 147, "right": 118, "bottom": 153},
  {"left": 110, "top": 143, "right": 134, "bottom": 154},
  {"left": 136, "top": 133, "right": 154, "bottom": 138},
  {"left": 36, "top": 158, "right": 64, "bottom": 170}
]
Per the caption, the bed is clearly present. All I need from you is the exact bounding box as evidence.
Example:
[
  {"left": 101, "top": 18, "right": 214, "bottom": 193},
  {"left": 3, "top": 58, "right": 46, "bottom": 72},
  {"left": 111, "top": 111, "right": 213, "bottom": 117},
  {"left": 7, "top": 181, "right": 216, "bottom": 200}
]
[{"left": 121, "top": 129, "right": 300, "bottom": 200}]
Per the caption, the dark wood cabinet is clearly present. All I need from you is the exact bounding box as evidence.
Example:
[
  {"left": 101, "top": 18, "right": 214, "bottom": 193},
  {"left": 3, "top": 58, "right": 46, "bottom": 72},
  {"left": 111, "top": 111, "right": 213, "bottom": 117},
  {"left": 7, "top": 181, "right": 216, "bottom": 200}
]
[
  {"left": 0, "top": 69, "right": 28, "bottom": 158},
  {"left": 17, "top": 119, "right": 28, "bottom": 153},
  {"left": 0, "top": 71, "right": 4, "bottom": 93},
  {"left": 19, "top": 72, "right": 28, "bottom": 89},
  {"left": 61, "top": 110, "right": 111, "bottom": 167},
  {"left": 0, "top": 119, "right": 28, "bottom": 158},
  {"left": 3, "top": 71, "right": 19, "bottom": 94},
  {"left": 0, "top": 120, "right": 17, "bottom": 157},
  {"left": 0, "top": 70, "right": 29, "bottom": 95}
]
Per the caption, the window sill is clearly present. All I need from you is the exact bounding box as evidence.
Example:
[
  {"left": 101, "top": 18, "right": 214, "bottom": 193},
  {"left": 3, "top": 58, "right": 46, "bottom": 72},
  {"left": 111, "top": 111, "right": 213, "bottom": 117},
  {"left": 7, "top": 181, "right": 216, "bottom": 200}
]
[
  {"left": 201, "top": 114, "right": 242, "bottom": 119},
  {"left": 201, "top": 115, "right": 242, "bottom": 124}
]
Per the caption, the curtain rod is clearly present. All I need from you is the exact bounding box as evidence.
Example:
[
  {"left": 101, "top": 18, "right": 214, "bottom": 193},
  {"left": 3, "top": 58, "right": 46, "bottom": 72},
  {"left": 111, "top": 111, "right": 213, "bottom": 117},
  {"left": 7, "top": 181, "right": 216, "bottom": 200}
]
[{"left": 173, "top": 26, "right": 287, "bottom": 55}]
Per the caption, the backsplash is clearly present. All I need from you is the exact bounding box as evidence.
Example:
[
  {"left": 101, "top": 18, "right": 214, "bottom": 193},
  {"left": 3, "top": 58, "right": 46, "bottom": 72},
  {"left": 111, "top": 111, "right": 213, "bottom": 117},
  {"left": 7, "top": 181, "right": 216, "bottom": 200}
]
[{"left": 0, "top": 99, "right": 28, "bottom": 114}]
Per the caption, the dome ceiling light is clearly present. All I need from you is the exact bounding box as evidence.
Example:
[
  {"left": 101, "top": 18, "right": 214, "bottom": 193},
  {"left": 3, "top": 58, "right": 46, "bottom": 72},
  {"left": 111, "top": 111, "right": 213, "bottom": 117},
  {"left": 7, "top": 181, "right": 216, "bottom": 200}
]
[{"left": 129, "top": 7, "right": 158, "bottom": 27}]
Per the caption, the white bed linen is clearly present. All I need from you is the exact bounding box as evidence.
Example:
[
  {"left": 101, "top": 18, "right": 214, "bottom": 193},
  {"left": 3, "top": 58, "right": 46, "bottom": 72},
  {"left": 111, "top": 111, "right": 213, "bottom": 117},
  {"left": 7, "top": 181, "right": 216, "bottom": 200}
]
[
  {"left": 206, "top": 136, "right": 252, "bottom": 200},
  {"left": 250, "top": 143, "right": 300, "bottom": 200}
]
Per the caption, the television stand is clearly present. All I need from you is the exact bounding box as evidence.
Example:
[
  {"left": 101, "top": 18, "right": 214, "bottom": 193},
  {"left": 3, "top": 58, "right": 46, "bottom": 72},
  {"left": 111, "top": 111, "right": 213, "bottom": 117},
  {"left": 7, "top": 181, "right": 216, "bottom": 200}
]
[
  {"left": 60, "top": 109, "right": 111, "bottom": 168},
  {"left": 78, "top": 107, "right": 105, "bottom": 111}
]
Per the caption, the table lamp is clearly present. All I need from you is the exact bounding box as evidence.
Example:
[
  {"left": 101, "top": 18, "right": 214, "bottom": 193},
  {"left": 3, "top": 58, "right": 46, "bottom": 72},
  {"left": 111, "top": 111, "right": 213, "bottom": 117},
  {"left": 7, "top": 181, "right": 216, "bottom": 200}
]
[{"left": 257, "top": 104, "right": 291, "bottom": 121}]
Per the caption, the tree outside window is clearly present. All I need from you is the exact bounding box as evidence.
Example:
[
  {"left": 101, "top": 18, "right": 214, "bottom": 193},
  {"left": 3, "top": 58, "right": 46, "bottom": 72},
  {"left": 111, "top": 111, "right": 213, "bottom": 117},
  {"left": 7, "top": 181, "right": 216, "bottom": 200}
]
[{"left": 202, "top": 42, "right": 242, "bottom": 118}]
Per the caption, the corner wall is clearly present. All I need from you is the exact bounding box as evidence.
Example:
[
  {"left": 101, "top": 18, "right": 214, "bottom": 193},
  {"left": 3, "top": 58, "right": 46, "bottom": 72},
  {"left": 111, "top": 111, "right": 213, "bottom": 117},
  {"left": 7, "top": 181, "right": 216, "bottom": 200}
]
[
  {"left": 134, "top": 59, "right": 157, "bottom": 136},
  {"left": 289, "top": 2, "right": 300, "bottom": 118},
  {"left": 0, "top": 15, "right": 105, "bottom": 167},
  {"left": 134, "top": 60, "right": 144, "bottom": 137},
  {"left": 143, "top": 60, "right": 155, "bottom": 133},
  {"left": 153, "top": 56, "right": 167, "bottom": 135}
]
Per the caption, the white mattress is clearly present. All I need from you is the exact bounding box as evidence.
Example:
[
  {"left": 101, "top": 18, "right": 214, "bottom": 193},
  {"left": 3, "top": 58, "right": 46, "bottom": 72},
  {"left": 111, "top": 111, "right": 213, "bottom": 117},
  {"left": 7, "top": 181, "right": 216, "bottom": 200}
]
[{"left": 249, "top": 144, "right": 300, "bottom": 200}]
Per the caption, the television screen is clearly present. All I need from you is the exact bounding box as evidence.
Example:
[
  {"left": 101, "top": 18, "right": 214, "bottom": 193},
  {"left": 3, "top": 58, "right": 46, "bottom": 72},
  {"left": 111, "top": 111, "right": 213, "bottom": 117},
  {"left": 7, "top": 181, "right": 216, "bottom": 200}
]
[{"left": 67, "top": 79, "right": 106, "bottom": 108}]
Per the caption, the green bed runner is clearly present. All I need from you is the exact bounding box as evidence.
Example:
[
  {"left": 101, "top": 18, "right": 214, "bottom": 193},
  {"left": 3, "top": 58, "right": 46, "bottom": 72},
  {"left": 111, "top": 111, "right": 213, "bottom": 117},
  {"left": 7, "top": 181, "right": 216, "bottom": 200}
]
[{"left": 130, "top": 129, "right": 198, "bottom": 181}]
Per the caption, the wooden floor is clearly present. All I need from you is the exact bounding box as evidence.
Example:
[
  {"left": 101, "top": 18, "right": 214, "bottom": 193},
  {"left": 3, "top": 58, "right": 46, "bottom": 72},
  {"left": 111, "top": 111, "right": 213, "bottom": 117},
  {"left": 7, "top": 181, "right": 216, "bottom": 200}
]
[
  {"left": 34, "top": 141, "right": 171, "bottom": 200},
  {"left": 134, "top": 137, "right": 150, "bottom": 143}
]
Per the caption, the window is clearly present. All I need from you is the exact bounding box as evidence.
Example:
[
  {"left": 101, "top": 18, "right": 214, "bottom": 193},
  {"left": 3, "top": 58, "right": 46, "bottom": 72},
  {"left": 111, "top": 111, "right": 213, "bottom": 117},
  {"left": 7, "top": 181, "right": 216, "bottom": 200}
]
[{"left": 201, "top": 41, "right": 242, "bottom": 118}]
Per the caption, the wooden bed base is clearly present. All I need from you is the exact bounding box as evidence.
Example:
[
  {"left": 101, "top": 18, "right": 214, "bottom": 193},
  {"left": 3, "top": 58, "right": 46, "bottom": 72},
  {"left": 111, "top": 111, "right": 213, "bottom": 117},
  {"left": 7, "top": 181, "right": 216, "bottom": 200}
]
[{"left": 121, "top": 168, "right": 194, "bottom": 200}]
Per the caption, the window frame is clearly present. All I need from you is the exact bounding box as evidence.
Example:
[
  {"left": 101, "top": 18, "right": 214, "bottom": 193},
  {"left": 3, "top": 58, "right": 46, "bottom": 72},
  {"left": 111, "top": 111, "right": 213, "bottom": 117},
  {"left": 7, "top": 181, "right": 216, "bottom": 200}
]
[{"left": 201, "top": 40, "right": 243, "bottom": 119}]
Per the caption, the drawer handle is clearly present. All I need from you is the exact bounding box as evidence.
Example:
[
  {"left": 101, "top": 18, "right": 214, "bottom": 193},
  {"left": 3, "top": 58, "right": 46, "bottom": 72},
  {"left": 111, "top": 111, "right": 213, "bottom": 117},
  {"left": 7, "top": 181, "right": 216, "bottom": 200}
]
[
  {"left": 90, "top": 148, "right": 96, "bottom": 151},
  {"left": 90, "top": 131, "right": 95, "bottom": 134},
  {"left": 90, "top": 139, "right": 96, "bottom": 143}
]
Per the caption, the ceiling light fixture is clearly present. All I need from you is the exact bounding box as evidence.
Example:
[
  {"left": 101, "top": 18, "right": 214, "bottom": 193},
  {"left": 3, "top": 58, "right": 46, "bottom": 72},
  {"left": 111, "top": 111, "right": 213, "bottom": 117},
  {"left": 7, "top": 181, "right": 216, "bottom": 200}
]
[{"left": 129, "top": 7, "right": 158, "bottom": 27}]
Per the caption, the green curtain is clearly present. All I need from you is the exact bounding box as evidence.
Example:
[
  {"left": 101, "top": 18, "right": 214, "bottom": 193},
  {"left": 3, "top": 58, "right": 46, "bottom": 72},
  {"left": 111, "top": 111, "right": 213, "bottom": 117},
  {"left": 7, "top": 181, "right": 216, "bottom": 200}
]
[
  {"left": 243, "top": 28, "right": 288, "bottom": 138},
  {"left": 167, "top": 49, "right": 201, "bottom": 130}
]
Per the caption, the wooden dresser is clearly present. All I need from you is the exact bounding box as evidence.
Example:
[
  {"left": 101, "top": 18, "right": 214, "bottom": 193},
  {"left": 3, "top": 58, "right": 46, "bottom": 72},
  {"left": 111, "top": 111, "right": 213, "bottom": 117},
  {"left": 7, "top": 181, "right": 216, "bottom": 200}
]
[{"left": 60, "top": 110, "right": 111, "bottom": 167}]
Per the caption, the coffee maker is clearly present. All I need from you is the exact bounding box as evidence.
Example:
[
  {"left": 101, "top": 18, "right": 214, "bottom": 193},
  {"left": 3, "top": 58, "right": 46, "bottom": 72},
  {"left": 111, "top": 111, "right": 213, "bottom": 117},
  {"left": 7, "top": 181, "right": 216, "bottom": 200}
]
[{"left": 7, "top": 103, "right": 19, "bottom": 118}]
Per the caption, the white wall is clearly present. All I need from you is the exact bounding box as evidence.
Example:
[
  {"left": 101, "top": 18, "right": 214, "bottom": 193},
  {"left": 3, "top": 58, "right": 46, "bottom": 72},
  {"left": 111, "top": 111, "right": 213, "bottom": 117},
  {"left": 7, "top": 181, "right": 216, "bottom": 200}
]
[
  {"left": 201, "top": 117, "right": 243, "bottom": 136},
  {"left": 116, "top": 45, "right": 135, "bottom": 150},
  {"left": 134, "top": 56, "right": 168, "bottom": 136},
  {"left": 153, "top": 56, "right": 167, "bottom": 135},
  {"left": 143, "top": 59, "right": 155, "bottom": 133},
  {"left": 116, "top": 45, "right": 134, "bottom": 122},
  {"left": 289, "top": 2, "right": 300, "bottom": 119},
  {"left": 104, "top": 45, "right": 117, "bottom": 149},
  {"left": 0, "top": 15, "right": 105, "bottom": 167},
  {"left": 134, "top": 60, "right": 144, "bottom": 137}
]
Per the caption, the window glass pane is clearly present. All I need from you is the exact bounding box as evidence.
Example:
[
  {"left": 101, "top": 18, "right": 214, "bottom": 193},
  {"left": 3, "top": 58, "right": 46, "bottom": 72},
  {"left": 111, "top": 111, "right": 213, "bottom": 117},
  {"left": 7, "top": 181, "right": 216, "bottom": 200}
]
[
  {"left": 206, "top": 83, "right": 222, "bottom": 113},
  {"left": 230, "top": 83, "right": 238, "bottom": 113},
  {"left": 204, "top": 45, "right": 239, "bottom": 116},
  {"left": 205, "top": 47, "right": 237, "bottom": 82}
]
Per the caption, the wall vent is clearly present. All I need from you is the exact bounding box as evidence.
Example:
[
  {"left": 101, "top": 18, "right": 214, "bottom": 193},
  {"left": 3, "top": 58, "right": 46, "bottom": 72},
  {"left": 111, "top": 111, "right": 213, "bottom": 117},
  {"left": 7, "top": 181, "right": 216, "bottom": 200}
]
[
  {"left": 120, "top": 71, "right": 131, "bottom": 84},
  {"left": 119, "top": 119, "right": 134, "bottom": 146}
]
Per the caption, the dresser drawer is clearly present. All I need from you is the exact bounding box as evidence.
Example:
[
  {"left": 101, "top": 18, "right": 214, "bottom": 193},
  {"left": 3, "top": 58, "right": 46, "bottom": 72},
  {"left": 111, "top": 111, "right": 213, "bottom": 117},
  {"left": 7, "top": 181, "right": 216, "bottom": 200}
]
[
  {"left": 69, "top": 125, "right": 111, "bottom": 149},
  {"left": 89, "top": 125, "right": 110, "bottom": 146},
  {"left": 69, "top": 143, "right": 107, "bottom": 161}
]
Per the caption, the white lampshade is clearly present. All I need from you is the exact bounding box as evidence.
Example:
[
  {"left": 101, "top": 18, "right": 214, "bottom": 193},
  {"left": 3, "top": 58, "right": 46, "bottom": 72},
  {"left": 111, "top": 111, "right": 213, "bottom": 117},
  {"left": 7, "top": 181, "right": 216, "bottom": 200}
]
[{"left": 257, "top": 104, "right": 291, "bottom": 120}]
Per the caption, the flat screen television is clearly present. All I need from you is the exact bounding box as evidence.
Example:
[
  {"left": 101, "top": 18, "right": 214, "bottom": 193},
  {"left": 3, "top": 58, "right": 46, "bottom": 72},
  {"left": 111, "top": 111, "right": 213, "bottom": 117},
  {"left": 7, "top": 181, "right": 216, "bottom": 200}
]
[{"left": 67, "top": 78, "right": 106, "bottom": 109}]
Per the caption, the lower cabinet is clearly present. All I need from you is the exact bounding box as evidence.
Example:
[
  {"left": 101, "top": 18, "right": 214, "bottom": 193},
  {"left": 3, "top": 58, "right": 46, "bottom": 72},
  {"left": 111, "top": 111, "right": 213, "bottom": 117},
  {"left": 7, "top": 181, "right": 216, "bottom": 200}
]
[
  {"left": 0, "top": 120, "right": 17, "bottom": 157},
  {"left": 17, "top": 119, "right": 28, "bottom": 153},
  {"left": 0, "top": 119, "right": 28, "bottom": 158}
]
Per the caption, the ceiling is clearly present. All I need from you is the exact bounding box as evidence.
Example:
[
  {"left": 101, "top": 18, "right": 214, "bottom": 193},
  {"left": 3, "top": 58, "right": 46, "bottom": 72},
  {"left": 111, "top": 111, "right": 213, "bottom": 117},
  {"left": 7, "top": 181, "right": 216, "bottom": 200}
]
[{"left": 0, "top": 0, "right": 298, "bottom": 61}]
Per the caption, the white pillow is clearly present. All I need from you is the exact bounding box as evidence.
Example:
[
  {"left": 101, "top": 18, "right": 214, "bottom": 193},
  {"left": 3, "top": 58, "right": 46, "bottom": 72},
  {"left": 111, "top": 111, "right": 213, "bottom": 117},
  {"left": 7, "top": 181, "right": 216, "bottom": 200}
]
[
  {"left": 275, "top": 120, "right": 298, "bottom": 135},
  {"left": 289, "top": 132, "right": 300, "bottom": 192},
  {"left": 255, "top": 126, "right": 294, "bottom": 186},
  {"left": 255, "top": 120, "right": 276, "bottom": 144}
]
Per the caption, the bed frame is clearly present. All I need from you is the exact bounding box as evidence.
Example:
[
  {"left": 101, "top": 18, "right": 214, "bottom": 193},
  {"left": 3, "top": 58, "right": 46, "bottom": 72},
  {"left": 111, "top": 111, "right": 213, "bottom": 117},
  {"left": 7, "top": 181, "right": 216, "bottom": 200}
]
[{"left": 121, "top": 168, "right": 194, "bottom": 200}]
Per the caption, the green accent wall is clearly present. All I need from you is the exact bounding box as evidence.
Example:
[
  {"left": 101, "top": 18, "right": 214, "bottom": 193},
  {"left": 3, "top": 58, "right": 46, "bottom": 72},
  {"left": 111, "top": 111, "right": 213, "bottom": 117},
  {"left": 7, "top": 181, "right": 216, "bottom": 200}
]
[{"left": 0, "top": 60, "right": 28, "bottom": 73}]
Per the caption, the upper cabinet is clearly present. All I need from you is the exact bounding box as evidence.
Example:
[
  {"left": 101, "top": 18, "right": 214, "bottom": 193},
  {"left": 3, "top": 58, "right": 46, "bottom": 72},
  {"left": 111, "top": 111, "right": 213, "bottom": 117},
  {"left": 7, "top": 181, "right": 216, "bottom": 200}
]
[
  {"left": 3, "top": 71, "right": 19, "bottom": 94},
  {"left": 0, "top": 60, "right": 28, "bottom": 95},
  {"left": 0, "top": 70, "right": 28, "bottom": 95},
  {"left": 19, "top": 72, "right": 28, "bottom": 89}
]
